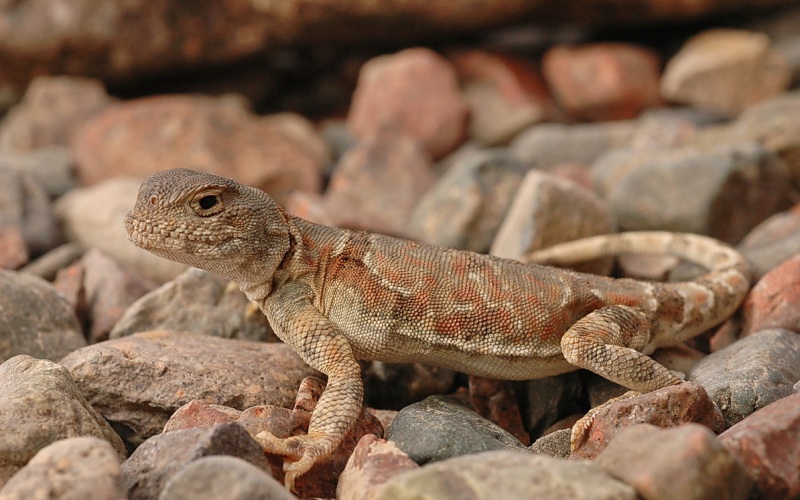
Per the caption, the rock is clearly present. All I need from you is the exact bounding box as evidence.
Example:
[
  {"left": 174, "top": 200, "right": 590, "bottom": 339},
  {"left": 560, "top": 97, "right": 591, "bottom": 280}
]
[
  {"left": 661, "top": 29, "right": 791, "bottom": 116},
  {"left": 592, "top": 142, "right": 794, "bottom": 243},
  {"left": 296, "top": 132, "right": 434, "bottom": 236},
  {"left": 110, "top": 268, "right": 275, "bottom": 342},
  {"left": 337, "top": 435, "right": 419, "bottom": 500},
  {"left": 54, "top": 177, "right": 187, "bottom": 284},
  {"left": 59, "top": 331, "right": 319, "bottom": 443},
  {"left": 0, "top": 437, "right": 124, "bottom": 500},
  {"left": 688, "top": 328, "right": 800, "bottom": 427},
  {"left": 363, "top": 362, "right": 456, "bottom": 411},
  {"left": 737, "top": 255, "right": 800, "bottom": 336},
  {"left": 450, "top": 50, "right": 555, "bottom": 145},
  {"left": 54, "top": 249, "right": 156, "bottom": 344},
  {"left": 0, "top": 270, "right": 85, "bottom": 363},
  {"left": 0, "top": 356, "right": 126, "bottom": 485},
  {"left": 0, "top": 227, "right": 26, "bottom": 271},
  {"left": 542, "top": 43, "right": 662, "bottom": 121},
  {"left": 520, "top": 372, "right": 583, "bottom": 440},
  {"left": 529, "top": 428, "right": 571, "bottom": 459},
  {"left": 0, "top": 147, "right": 76, "bottom": 198},
  {"left": 158, "top": 456, "right": 293, "bottom": 500},
  {"left": 121, "top": 423, "right": 269, "bottom": 500},
  {"left": 347, "top": 48, "right": 468, "bottom": 159},
  {"left": 409, "top": 149, "right": 526, "bottom": 253},
  {"left": 571, "top": 382, "right": 725, "bottom": 459},
  {"left": 386, "top": 395, "right": 528, "bottom": 465},
  {"left": 509, "top": 121, "right": 636, "bottom": 169},
  {"left": 719, "top": 392, "right": 800, "bottom": 499},
  {"left": 375, "top": 450, "right": 636, "bottom": 500},
  {"left": 737, "top": 204, "right": 800, "bottom": 280},
  {"left": 19, "top": 243, "right": 83, "bottom": 281},
  {"left": 72, "top": 96, "right": 325, "bottom": 204},
  {"left": 0, "top": 164, "right": 61, "bottom": 260},
  {"left": 468, "top": 377, "right": 529, "bottom": 445},
  {"left": 0, "top": 76, "right": 112, "bottom": 153},
  {"left": 595, "top": 424, "right": 753, "bottom": 500},
  {"left": 491, "top": 170, "right": 615, "bottom": 275}
]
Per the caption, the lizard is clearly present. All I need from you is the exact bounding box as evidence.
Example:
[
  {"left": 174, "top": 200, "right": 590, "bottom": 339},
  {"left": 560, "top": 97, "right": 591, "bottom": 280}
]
[{"left": 125, "top": 168, "right": 750, "bottom": 490}]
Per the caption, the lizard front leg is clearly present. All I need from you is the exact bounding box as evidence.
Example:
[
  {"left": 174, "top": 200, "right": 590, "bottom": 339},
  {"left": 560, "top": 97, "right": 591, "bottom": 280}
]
[
  {"left": 561, "top": 305, "right": 683, "bottom": 449},
  {"left": 258, "top": 283, "right": 364, "bottom": 491}
]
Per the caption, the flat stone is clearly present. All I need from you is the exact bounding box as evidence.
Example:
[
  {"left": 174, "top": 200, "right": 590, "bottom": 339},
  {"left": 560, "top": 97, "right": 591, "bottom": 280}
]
[{"left": 337, "top": 435, "right": 419, "bottom": 500}]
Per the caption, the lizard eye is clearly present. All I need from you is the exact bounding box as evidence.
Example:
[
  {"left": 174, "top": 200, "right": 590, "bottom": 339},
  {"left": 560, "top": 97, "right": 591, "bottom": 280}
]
[{"left": 192, "top": 192, "right": 224, "bottom": 216}]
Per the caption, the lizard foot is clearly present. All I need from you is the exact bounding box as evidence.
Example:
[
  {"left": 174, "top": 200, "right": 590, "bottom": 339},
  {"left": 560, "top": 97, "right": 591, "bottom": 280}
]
[
  {"left": 255, "top": 431, "right": 330, "bottom": 492},
  {"left": 570, "top": 390, "right": 641, "bottom": 452}
]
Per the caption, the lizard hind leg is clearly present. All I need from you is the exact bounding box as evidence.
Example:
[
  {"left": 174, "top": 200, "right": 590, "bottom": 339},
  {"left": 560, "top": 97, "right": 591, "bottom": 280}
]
[{"left": 561, "top": 305, "right": 684, "bottom": 451}]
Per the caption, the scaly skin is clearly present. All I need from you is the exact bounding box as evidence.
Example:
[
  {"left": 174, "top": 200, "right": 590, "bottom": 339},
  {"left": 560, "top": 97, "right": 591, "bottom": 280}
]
[{"left": 125, "top": 168, "right": 750, "bottom": 490}]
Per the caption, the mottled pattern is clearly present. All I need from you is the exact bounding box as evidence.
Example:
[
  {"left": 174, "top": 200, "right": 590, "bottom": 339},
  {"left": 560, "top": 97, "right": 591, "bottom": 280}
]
[{"left": 125, "top": 168, "right": 751, "bottom": 490}]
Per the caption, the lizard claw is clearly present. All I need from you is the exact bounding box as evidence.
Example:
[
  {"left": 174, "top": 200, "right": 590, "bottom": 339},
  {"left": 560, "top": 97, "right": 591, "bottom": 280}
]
[{"left": 255, "top": 431, "right": 330, "bottom": 492}]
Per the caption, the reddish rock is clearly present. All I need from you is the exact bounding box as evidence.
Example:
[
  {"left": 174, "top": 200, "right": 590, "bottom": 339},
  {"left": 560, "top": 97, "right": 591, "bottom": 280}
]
[
  {"left": 450, "top": 50, "right": 555, "bottom": 145},
  {"left": 571, "top": 382, "right": 725, "bottom": 459},
  {"left": 738, "top": 255, "right": 800, "bottom": 336},
  {"left": 0, "top": 76, "right": 112, "bottom": 153},
  {"left": 542, "top": 43, "right": 662, "bottom": 121},
  {"left": 469, "top": 377, "right": 530, "bottom": 445},
  {"left": 661, "top": 29, "right": 791, "bottom": 116},
  {"left": 0, "top": 226, "right": 27, "bottom": 270},
  {"left": 347, "top": 48, "right": 468, "bottom": 159},
  {"left": 719, "top": 392, "right": 800, "bottom": 499},
  {"left": 72, "top": 96, "right": 325, "bottom": 203},
  {"left": 337, "top": 435, "right": 419, "bottom": 500},
  {"left": 596, "top": 424, "right": 753, "bottom": 500}
]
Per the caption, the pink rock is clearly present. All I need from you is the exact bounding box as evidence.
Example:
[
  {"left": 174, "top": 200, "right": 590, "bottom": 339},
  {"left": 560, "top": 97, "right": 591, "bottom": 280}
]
[
  {"left": 336, "top": 435, "right": 419, "bottom": 500},
  {"left": 347, "top": 47, "right": 468, "bottom": 159},
  {"left": 739, "top": 254, "right": 800, "bottom": 336}
]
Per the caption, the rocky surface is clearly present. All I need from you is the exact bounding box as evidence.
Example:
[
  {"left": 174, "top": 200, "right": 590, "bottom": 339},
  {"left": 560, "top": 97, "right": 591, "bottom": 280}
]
[{"left": 2, "top": 6, "right": 800, "bottom": 498}]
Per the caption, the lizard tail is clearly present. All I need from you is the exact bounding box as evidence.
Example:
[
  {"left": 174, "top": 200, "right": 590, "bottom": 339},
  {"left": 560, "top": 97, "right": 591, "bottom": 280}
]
[{"left": 526, "top": 231, "right": 751, "bottom": 338}]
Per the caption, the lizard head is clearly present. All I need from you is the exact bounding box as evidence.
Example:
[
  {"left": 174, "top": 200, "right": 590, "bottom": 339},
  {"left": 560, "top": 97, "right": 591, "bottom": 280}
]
[{"left": 125, "top": 168, "right": 290, "bottom": 289}]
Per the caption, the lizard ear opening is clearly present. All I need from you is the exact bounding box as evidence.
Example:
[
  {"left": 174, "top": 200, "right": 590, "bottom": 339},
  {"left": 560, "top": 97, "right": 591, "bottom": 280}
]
[{"left": 191, "top": 190, "right": 224, "bottom": 216}]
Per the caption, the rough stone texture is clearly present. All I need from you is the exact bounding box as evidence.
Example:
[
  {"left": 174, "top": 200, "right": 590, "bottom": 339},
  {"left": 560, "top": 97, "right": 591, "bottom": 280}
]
[
  {"left": 661, "top": 29, "right": 791, "bottom": 116},
  {"left": 737, "top": 203, "right": 800, "bottom": 281},
  {"left": 72, "top": 96, "right": 325, "bottom": 204},
  {"left": 592, "top": 142, "right": 794, "bottom": 244},
  {"left": 110, "top": 268, "right": 275, "bottom": 342},
  {"left": 491, "top": 170, "right": 615, "bottom": 275},
  {"left": 158, "top": 456, "right": 294, "bottom": 500},
  {"left": 571, "top": 382, "right": 725, "bottom": 460},
  {"left": 509, "top": 121, "right": 636, "bottom": 169},
  {"left": 409, "top": 148, "right": 526, "bottom": 253},
  {"left": 719, "top": 392, "right": 800, "bottom": 499},
  {"left": 59, "top": 330, "right": 319, "bottom": 443},
  {"left": 0, "top": 270, "right": 86, "bottom": 363},
  {"left": 347, "top": 48, "right": 468, "bottom": 159},
  {"left": 529, "top": 428, "right": 571, "bottom": 459},
  {"left": 0, "top": 356, "right": 126, "bottom": 486},
  {"left": 0, "top": 77, "right": 113, "bottom": 153},
  {"left": 54, "top": 249, "right": 156, "bottom": 343},
  {"left": 337, "top": 435, "right": 419, "bottom": 500},
  {"left": 386, "top": 395, "right": 528, "bottom": 465},
  {"left": 0, "top": 164, "right": 61, "bottom": 260},
  {"left": 542, "top": 43, "right": 662, "bottom": 121},
  {"left": 737, "top": 255, "right": 800, "bottom": 336},
  {"left": 688, "top": 329, "right": 800, "bottom": 428},
  {"left": 375, "top": 450, "right": 636, "bottom": 500},
  {"left": 291, "top": 132, "right": 434, "bottom": 237},
  {"left": 451, "top": 50, "right": 555, "bottom": 146},
  {"left": 596, "top": 424, "right": 753, "bottom": 500},
  {"left": 0, "top": 437, "right": 124, "bottom": 500},
  {"left": 121, "top": 423, "right": 269, "bottom": 500},
  {"left": 54, "top": 177, "right": 187, "bottom": 284}
]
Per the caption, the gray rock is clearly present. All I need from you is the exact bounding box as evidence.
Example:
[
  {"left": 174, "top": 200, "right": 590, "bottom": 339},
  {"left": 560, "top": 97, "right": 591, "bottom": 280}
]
[
  {"left": 520, "top": 372, "right": 583, "bottom": 439},
  {"left": 410, "top": 148, "right": 527, "bottom": 253},
  {"left": 110, "top": 268, "right": 275, "bottom": 342},
  {"left": 54, "top": 177, "right": 187, "bottom": 284},
  {"left": 122, "top": 423, "right": 269, "bottom": 500},
  {"left": 0, "top": 270, "right": 86, "bottom": 363},
  {"left": 59, "top": 331, "right": 319, "bottom": 443},
  {"left": 0, "top": 147, "right": 77, "bottom": 199},
  {"left": 159, "top": 456, "right": 294, "bottom": 500},
  {"left": 529, "top": 428, "right": 571, "bottom": 459},
  {"left": 0, "top": 356, "right": 126, "bottom": 486},
  {"left": 0, "top": 437, "right": 124, "bottom": 500},
  {"left": 386, "top": 395, "right": 527, "bottom": 465},
  {"left": 375, "top": 450, "right": 636, "bottom": 500},
  {"left": 19, "top": 243, "right": 83, "bottom": 281},
  {"left": 0, "top": 164, "right": 61, "bottom": 258},
  {"left": 592, "top": 142, "right": 794, "bottom": 243},
  {"left": 689, "top": 329, "right": 800, "bottom": 427}
]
